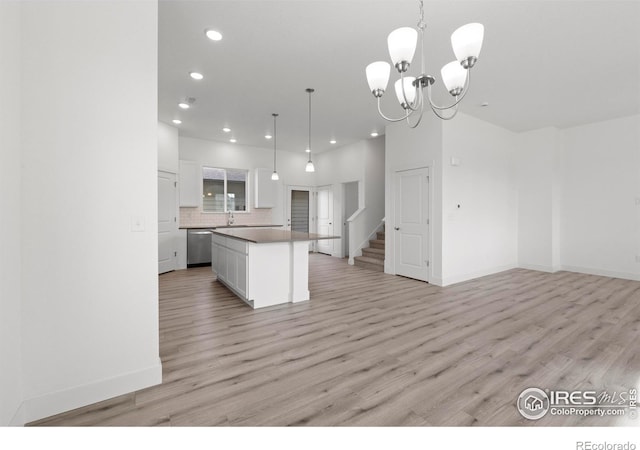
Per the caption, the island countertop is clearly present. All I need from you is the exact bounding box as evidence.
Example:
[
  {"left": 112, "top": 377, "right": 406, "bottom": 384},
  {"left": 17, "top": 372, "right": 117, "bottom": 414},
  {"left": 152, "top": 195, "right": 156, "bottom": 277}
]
[{"left": 211, "top": 228, "right": 339, "bottom": 244}]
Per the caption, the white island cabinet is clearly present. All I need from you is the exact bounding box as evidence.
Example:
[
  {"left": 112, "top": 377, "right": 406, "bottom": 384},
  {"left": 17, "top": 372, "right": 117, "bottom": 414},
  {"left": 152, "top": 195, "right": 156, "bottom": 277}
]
[{"left": 211, "top": 229, "right": 339, "bottom": 309}]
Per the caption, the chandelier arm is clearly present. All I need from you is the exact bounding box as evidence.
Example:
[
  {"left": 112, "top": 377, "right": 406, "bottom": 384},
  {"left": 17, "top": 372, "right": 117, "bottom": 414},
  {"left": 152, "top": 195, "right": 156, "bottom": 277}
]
[
  {"left": 430, "top": 101, "right": 460, "bottom": 120},
  {"left": 377, "top": 97, "right": 411, "bottom": 122},
  {"left": 425, "top": 68, "right": 472, "bottom": 111},
  {"left": 406, "top": 108, "right": 425, "bottom": 128}
]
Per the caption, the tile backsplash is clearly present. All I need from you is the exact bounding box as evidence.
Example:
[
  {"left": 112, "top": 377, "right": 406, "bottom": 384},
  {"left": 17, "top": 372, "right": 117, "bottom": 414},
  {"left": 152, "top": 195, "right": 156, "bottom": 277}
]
[{"left": 180, "top": 207, "right": 274, "bottom": 228}]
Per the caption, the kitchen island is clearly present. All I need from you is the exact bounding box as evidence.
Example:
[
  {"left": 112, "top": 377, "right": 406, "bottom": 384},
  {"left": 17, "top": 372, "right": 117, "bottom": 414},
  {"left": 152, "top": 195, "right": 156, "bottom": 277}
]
[{"left": 211, "top": 228, "right": 339, "bottom": 309}]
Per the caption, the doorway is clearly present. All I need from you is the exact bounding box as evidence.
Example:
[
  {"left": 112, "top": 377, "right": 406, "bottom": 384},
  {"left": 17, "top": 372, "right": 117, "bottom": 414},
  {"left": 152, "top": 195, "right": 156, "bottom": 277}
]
[
  {"left": 287, "top": 186, "right": 314, "bottom": 251},
  {"left": 393, "top": 167, "right": 429, "bottom": 282}
]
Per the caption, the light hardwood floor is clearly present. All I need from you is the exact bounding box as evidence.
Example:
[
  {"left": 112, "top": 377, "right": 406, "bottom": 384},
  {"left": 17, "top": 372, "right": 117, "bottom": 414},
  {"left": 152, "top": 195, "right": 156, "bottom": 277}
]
[{"left": 31, "top": 255, "right": 640, "bottom": 426}]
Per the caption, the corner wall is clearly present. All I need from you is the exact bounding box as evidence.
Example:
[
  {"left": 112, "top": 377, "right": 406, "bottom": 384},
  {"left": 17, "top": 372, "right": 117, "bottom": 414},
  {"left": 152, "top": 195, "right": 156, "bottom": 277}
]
[
  {"left": 515, "top": 127, "right": 563, "bottom": 272},
  {"left": 560, "top": 115, "right": 640, "bottom": 279},
  {"left": 20, "top": 0, "right": 161, "bottom": 423},
  {"left": 441, "top": 113, "right": 519, "bottom": 285},
  {"left": 0, "top": 0, "right": 24, "bottom": 426}
]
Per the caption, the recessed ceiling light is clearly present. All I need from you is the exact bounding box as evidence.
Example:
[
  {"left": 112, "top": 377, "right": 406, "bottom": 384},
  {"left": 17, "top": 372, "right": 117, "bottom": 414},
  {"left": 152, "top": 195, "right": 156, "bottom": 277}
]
[
  {"left": 265, "top": 134, "right": 272, "bottom": 140},
  {"left": 189, "top": 72, "right": 204, "bottom": 80},
  {"left": 172, "top": 119, "right": 182, "bottom": 125},
  {"left": 205, "top": 29, "right": 223, "bottom": 41},
  {"left": 178, "top": 102, "right": 190, "bottom": 109},
  {"left": 370, "top": 132, "right": 379, "bottom": 137},
  {"left": 481, "top": 101, "right": 489, "bottom": 107},
  {"left": 330, "top": 140, "right": 337, "bottom": 144},
  {"left": 222, "top": 127, "right": 231, "bottom": 133},
  {"left": 229, "top": 138, "right": 237, "bottom": 143}
]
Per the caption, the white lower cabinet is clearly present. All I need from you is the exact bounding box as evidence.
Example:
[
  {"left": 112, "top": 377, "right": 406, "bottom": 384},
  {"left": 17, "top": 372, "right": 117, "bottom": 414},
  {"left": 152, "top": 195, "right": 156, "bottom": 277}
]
[{"left": 212, "top": 235, "right": 249, "bottom": 303}]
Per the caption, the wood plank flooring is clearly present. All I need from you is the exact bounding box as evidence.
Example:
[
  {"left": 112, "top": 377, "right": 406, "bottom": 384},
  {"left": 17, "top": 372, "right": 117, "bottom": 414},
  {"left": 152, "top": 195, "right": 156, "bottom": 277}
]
[{"left": 30, "top": 255, "right": 640, "bottom": 426}]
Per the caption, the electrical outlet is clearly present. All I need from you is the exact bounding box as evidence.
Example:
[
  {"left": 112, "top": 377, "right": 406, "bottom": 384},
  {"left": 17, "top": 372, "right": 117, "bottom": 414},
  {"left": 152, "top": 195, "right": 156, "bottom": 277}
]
[{"left": 635, "top": 197, "right": 640, "bottom": 206}]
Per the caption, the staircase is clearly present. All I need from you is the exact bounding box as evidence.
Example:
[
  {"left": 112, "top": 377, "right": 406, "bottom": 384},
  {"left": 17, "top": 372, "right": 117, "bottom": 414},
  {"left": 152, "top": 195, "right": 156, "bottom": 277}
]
[{"left": 354, "top": 227, "right": 385, "bottom": 272}]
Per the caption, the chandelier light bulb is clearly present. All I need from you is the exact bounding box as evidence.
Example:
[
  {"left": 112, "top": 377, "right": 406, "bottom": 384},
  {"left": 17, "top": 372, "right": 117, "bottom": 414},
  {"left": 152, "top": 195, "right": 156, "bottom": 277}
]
[
  {"left": 394, "top": 77, "right": 417, "bottom": 108},
  {"left": 366, "top": 61, "right": 391, "bottom": 96},
  {"left": 387, "top": 27, "right": 418, "bottom": 70},
  {"left": 451, "top": 23, "right": 484, "bottom": 68},
  {"left": 441, "top": 61, "right": 468, "bottom": 95}
]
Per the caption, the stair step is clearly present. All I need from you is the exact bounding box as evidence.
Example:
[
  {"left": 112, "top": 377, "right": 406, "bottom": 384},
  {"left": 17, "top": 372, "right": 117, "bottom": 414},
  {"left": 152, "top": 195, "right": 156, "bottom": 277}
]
[
  {"left": 354, "top": 256, "right": 384, "bottom": 272},
  {"left": 362, "top": 247, "right": 385, "bottom": 260},
  {"left": 376, "top": 231, "right": 385, "bottom": 240},
  {"left": 369, "top": 239, "right": 385, "bottom": 249}
]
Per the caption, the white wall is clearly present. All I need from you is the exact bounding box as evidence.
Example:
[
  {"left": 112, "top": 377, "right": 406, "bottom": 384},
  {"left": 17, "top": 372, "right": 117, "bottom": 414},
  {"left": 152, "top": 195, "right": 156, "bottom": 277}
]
[
  {"left": 0, "top": 0, "right": 24, "bottom": 427},
  {"left": 179, "top": 135, "right": 313, "bottom": 227},
  {"left": 385, "top": 113, "right": 444, "bottom": 282},
  {"left": 158, "top": 121, "right": 179, "bottom": 173},
  {"left": 560, "top": 115, "right": 640, "bottom": 280},
  {"left": 516, "top": 127, "right": 563, "bottom": 271},
  {"left": 19, "top": 1, "right": 161, "bottom": 423},
  {"left": 441, "top": 113, "right": 519, "bottom": 285}
]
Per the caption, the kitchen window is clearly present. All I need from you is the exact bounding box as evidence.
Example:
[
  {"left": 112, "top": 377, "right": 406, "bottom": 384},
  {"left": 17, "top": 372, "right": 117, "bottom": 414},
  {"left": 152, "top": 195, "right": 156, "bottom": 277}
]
[{"left": 202, "top": 167, "right": 248, "bottom": 213}]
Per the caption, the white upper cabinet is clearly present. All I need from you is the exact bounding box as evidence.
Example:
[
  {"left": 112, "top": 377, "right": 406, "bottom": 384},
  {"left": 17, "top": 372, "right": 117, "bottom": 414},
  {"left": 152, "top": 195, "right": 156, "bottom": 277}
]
[
  {"left": 254, "top": 168, "right": 275, "bottom": 209},
  {"left": 179, "top": 160, "right": 200, "bottom": 207}
]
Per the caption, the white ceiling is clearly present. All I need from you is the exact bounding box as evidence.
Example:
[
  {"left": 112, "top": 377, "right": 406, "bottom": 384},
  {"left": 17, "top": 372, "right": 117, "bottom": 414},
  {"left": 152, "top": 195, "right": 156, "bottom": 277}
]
[{"left": 158, "top": 0, "right": 640, "bottom": 154}]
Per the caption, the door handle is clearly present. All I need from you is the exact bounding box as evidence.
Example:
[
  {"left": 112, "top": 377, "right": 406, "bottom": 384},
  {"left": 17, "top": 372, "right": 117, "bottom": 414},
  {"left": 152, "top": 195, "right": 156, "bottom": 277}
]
[
  {"left": 394, "top": 227, "right": 400, "bottom": 231},
  {"left": 329, "top": 222, "right": 332, "bottom": 225}
]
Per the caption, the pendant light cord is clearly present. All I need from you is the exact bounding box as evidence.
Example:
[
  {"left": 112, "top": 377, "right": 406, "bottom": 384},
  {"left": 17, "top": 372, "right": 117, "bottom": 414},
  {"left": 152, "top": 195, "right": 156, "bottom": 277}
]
[
  {"left": 273, "top": 114, "right": 277, "bottom": 170},
  {"left": 308, "top": 89, "right": 312, "bottom": 163}
]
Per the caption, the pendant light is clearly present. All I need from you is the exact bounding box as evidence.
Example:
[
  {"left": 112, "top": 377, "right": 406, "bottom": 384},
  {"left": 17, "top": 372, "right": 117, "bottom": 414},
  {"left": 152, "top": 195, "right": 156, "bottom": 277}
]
[
  {"left": 304, "top": 88, "right": 315, "bottom": 173},
  {"left": 271, "top": 113, "right": 280, "bottom": 181}
]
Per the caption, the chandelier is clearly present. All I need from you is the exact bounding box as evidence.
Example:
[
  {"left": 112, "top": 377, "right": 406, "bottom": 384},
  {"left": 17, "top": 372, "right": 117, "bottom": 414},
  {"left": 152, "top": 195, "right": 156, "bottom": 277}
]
[{"left": 365, "top": 0, "right": 484, "bottom": 127}]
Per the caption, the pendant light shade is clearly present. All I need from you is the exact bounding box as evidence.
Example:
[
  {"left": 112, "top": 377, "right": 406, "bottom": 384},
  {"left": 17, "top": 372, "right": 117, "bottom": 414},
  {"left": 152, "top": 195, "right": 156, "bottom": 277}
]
[
  {"left": 451, "top": 23, "right": 484, "bottom": 63},
  {"left": 271, "top": 113, "right": 279, "bottom": 181},
  {"left": 394, "top": 76, "right": 416, "bottom": 107},
  {"left": 366, "top": 61, "right": 391, "bottom": 94},
  {"left": 441, "top": 61, "right": 468, "bottom": 95},
  {"left": 387, "top": 27, "right": 418, "bottom": 67},
  {"left": 304, "top": 88, "right": 315, "bottom": 173}
]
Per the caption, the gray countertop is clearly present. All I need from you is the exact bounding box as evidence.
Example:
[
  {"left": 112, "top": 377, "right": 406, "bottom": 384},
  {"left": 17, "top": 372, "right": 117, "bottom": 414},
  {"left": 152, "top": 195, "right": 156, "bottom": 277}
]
[
  {"left": 180, "top": 224, "right": 283, "bottom": 230},
  {"left": 211, "top": 228, "right": 340, "bottom": 244}
]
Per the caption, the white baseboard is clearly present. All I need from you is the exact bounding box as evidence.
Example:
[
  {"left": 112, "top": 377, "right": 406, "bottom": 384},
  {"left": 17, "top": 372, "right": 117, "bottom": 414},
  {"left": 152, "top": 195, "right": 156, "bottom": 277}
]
[
  {"left": 441, "top": 263, "right": 518, "bottom": 287},
  {"left": 559, "top": 265, "right": 640, "bottom": 282},
  {"left": 517, "top": 263, "right": 559, "bottom": 273},
  {"left": 22, "top": 358, "right": 162, "bottom": 425}
]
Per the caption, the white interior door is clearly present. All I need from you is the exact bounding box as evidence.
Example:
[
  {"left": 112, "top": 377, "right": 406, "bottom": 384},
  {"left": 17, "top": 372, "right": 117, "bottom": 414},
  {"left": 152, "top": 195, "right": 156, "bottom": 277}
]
[
  {"left": 316, "top": 186, "right": 334, "bottom": 255},
  {"left": 394, "top": 168, "right": 429, "bottom": 281},
  {"left": 158, "top": 171, "right": 178, "bottom": 274}
]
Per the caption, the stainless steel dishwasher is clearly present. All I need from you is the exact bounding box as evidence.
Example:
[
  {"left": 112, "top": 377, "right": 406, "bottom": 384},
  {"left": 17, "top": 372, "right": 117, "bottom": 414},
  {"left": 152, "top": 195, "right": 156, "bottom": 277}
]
[{"left": 186, "top": 229, "right": 212, "bottom": 267}]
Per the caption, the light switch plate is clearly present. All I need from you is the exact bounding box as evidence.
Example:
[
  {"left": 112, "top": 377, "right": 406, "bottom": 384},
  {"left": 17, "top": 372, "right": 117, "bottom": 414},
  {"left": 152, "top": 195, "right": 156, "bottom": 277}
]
[{"left": 131, "top": 216, "right": 145, "bottom": 232}]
